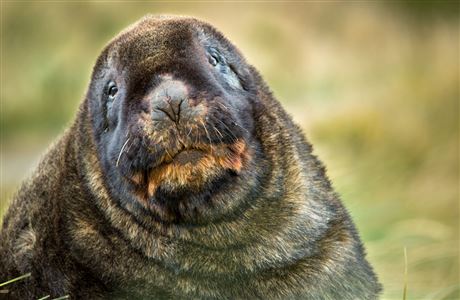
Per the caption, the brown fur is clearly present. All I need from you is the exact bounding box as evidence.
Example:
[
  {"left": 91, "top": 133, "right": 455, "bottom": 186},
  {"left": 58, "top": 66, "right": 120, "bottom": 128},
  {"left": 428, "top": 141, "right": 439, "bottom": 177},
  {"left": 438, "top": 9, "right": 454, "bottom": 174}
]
[{"left": 0, "top": 15, "right": 381, "bottom": 299}]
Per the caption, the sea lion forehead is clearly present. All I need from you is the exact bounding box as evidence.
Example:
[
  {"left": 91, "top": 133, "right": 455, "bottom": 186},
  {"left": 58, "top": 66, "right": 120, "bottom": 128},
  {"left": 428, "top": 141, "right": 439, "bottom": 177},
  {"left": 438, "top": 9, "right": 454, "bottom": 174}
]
[{"left": 105, "top": 15, "right": 224, "bottom": 67}]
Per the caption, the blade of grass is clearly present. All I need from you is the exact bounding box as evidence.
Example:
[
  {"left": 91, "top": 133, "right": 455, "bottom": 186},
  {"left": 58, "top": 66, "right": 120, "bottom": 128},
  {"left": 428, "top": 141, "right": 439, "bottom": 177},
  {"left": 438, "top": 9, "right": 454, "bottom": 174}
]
[
  {"left": 37, "top": 295, "right": 50, "bottom": 300},
  {"left": 0, "top": 273, "right": 31, "bottom": 287},
  {"left": 403, "top": 246, "right": 408, "bottom": 300}
]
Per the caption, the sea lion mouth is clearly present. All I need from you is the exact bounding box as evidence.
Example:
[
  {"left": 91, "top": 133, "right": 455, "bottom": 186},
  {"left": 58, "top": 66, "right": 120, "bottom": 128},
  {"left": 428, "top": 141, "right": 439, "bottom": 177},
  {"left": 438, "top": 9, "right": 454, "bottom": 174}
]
[
  {"left": 122, "top": 139, "right": 249, "bottom": 204},
  {"left": 170, "top": 149, "right": 206, "bottom": 165}
]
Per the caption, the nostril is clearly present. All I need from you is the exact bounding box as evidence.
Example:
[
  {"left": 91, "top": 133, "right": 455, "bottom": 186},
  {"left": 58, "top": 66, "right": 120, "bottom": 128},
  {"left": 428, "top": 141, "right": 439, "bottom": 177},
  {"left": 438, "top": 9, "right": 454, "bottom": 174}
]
[
  {"left": 152, "top": 97, "right": 187, "bottom": 123},
  {"left": 173, "top": 99, "right": 185, "bottom": 122},
  {"left": 154, "top": 105, "right": 177, "bottom": 122},
  {"left": 166, "top": 97, "right": 183, "bottom": 119},
  {"left": 150, "top": 79, "right": 190, "bottom": 123}
]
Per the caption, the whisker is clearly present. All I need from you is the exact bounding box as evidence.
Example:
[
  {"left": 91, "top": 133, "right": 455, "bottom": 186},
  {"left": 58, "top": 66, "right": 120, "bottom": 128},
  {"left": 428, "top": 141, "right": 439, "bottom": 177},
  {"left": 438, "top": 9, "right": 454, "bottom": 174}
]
[
  {"left": 232, "top": 121, "right": 250, "bottom": 133},
  {"left": 209, "top": 115, "right": 238, "bottom": 142},
  {"left": 194, "top": 125, "right": 200, "bottom": 146},
  {"left": 201, "top": 120, "right": 213, "bottom": 155},
  {"left": 164, "top": 147, "right": 173, "bottom": 160},
  {"left": 116, "top": 137, "right": 131, "bottom": 167},
  {"left": 125, "top": 139, "right": 134, "bottom": 154},
  {"left": 216, "top": 102, "right": 231, "bottom": 112},
  {"left": 186, "top": 126, "right": 193, "bottom": 140},
  {"left": 212, "top": 125, "right": 224, "bottom": 144}
]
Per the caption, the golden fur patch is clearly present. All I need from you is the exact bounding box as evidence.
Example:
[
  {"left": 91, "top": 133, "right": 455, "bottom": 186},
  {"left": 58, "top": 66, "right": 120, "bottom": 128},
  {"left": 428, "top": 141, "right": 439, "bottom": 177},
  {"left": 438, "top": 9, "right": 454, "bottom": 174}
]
[{"left": 129, "top": 139, "right": 249, "bottom": 204}]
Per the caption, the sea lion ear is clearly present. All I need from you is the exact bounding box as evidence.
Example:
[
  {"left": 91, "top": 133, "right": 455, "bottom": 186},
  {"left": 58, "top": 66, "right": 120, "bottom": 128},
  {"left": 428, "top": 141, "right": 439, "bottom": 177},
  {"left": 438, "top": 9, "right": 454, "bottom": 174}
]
[{"left": 235, "top": 66, "right": 255, "bottom": 93}]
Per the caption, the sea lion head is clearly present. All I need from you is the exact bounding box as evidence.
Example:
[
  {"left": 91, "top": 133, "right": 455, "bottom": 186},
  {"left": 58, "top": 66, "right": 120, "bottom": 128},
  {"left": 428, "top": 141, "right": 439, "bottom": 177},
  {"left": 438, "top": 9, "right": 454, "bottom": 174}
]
[{"left": 85, "top": 15, "right": 266, "bottom": 223}]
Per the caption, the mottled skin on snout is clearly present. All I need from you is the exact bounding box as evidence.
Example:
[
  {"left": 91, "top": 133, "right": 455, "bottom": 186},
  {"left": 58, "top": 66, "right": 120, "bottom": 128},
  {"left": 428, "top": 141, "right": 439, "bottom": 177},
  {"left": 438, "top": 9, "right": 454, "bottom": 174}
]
[{"left": 0, "top": 15, "right": 381, "bottom": 299}]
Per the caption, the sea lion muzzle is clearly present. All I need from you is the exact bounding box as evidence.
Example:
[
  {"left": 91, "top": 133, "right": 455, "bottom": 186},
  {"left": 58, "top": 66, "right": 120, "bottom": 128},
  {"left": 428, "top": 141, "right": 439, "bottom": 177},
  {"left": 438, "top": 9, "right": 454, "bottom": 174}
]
[{"left": 117, "top": 75, "right": 250, "bottom": 204}]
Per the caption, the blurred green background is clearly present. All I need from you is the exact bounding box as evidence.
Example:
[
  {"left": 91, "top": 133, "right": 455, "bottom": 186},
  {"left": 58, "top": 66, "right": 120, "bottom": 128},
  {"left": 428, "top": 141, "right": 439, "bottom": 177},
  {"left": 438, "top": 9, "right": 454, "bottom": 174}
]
[{"left": 1, "top": 2, "right": 458, "bottom": 299}]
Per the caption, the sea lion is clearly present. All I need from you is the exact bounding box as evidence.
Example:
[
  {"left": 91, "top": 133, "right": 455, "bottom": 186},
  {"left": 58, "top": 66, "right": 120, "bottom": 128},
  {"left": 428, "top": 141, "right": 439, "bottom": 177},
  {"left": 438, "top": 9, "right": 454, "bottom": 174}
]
[{"left": 0, "top": 15, "right": 382, "bottom": 299}]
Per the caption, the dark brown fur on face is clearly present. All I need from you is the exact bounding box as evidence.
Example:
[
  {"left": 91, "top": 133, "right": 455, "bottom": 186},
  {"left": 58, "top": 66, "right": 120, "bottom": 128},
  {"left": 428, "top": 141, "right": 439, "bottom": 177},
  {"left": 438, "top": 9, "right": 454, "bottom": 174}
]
[{"left": 0, "top": 15, "right": 382, "bottom": 299}]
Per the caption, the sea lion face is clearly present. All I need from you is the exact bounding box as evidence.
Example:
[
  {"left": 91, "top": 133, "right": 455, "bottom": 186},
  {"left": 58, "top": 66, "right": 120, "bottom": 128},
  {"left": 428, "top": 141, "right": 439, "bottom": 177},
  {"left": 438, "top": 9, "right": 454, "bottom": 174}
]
[{"left": 87, "top": 16, "right": 261, "bottom": 223}]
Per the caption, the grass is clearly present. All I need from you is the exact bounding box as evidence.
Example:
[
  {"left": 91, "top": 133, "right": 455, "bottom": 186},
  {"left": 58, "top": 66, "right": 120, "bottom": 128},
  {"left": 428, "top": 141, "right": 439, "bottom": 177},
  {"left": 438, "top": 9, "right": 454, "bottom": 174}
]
[
  {"left": 403, "top": 247, "right": 407, "bottom": 300},
  {"left": 0, "top": 274, "right": 69, "bottom": 300},
  {"left": 0, "top": 273, "right": 31, "bottom": 288}
]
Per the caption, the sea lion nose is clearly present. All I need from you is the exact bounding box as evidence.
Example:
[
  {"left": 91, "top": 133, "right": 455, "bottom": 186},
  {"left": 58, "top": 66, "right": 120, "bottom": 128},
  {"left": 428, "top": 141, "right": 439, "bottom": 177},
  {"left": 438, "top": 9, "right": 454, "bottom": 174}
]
[{"left": 151, "top": 79, "right": 189, "bottom": 123}]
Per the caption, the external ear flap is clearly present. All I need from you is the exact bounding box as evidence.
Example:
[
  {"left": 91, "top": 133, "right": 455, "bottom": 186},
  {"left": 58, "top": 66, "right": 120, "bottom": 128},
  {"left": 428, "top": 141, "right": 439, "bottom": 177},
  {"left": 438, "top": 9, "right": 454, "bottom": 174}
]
[
  {"left": 230, "top": 62, "right": 257, "bottom": 93},
  {"left": 226, "top": 63, "right": 248, "bottom": 91}
]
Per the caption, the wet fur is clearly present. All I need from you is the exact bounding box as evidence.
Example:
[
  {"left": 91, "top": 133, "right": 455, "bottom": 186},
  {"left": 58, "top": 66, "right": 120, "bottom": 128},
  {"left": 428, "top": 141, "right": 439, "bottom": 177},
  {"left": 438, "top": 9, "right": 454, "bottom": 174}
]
[{"left": 0, "top": 15, "right": 381, "bottom": 299}]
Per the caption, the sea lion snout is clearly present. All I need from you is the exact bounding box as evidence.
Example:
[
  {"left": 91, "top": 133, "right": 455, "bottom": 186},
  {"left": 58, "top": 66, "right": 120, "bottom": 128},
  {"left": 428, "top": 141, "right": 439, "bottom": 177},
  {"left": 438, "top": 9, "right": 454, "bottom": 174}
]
[
  {"left": 113, "top": 72, "right": 251, "bottom": 205},
  {"left": 150, "top": 78, "right": 204, "bottom": 124}
]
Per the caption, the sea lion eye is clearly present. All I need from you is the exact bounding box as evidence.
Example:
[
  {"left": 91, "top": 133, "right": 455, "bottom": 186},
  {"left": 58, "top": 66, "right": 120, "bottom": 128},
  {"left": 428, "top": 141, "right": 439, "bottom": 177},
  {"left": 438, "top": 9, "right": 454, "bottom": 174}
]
[
  {"left": 207, "top": 48, "right": 223, "bottom": 67},
  {"left": 208, "top": 54, "right": 218, "bottom": 66},
  {"left": 106, "top": 81, "right": 118, "bottom": 99}
]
